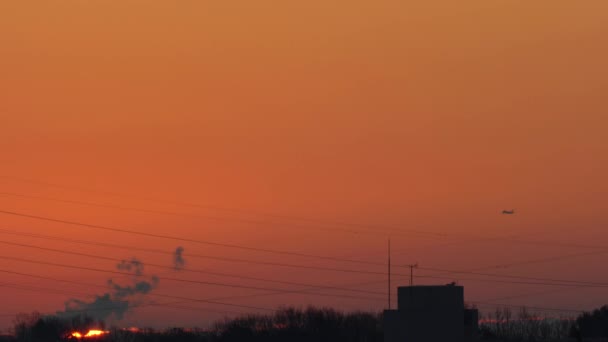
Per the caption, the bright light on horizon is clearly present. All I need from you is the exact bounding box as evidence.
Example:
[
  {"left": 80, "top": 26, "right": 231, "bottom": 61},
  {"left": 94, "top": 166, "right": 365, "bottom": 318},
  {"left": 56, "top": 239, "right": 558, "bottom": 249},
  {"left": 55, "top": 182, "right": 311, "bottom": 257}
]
[{"left": 69, "top": 329, "right": 109, "bottom": 339}]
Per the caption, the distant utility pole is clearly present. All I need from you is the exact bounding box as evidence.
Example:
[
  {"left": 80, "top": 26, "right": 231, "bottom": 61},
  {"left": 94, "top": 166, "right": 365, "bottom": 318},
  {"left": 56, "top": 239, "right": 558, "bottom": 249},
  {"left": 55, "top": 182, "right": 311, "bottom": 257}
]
[
  {"left": 406, "top": 263, "right": 418, "bottom": 286},
  {"left": 388, "top": 238, "right": 391, "bottom": 310}
]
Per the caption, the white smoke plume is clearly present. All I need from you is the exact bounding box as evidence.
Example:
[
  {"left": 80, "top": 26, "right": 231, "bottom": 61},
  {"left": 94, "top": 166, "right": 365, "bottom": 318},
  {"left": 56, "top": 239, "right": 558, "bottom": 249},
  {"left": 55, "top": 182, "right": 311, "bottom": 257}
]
[{"left": 57, "top": 258, "right": 158, "bottom": 321}]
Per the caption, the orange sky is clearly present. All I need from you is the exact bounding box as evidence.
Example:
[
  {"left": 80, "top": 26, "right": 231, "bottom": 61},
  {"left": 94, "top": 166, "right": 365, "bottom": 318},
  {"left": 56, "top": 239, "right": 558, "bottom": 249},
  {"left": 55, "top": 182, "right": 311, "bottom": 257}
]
[{"left": 1, "top": 0, "right": 608, "bottom": 331}]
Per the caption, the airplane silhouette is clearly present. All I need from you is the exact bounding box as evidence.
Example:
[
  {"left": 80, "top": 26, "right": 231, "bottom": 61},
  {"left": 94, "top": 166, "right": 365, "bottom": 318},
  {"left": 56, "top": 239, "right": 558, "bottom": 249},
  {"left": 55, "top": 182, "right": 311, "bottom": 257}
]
[{"left": 502, "top": 209, "right": 515, "bottom": 215}]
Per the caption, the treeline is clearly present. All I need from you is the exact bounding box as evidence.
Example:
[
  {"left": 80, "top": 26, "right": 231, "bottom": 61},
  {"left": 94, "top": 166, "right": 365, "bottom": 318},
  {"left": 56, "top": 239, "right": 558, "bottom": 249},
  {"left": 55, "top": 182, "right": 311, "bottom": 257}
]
[
  {"left": 478, "top": 307, "right": 574, "bottom": 341},
  {"left": 574, "top": 305, "right": 608, "bottom": 340},
  {"left": 11, "top": 312, "right": 105, "bottom": 342},
  {"left": 7, "top": 307, "right": 383, "bottom": 342},
  {"left": 479, "top": 305, "right": 608, "bottom": 341},
  {"left": 211, "top": 307, "right": 382, "bottom": 342},
  {"left": 8, "top": 305, "right": 608, "bottom": 342}
]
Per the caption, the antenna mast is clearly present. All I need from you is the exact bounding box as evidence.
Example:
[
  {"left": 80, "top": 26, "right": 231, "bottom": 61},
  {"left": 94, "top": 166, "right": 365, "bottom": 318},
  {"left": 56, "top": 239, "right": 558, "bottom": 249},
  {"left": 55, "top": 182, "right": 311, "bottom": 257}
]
[
  {"left": 388, "top": 237, "right": 391, "bottom": 310},
  {"left": 406, "top": 263, "right": 418, "bottom": 286}
]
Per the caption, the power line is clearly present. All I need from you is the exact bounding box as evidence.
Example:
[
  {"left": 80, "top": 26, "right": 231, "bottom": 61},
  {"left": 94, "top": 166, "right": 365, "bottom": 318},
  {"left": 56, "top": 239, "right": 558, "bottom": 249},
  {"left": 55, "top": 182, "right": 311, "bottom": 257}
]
[
  {"left": 415, "top": 266, "right": 608, "bottom": 288},
  {"left": 0, "top": 265, "right": 273, "bottom": 313},
  {"left": 1, "top": 268, "right": 391, "bottom": 306},
  {"left": 0, "top": 176, "right": 445, "bottom": 238},
  {"left": 32, "top": 268, "right": 392, "bottom": 304},
  {"left": 0, "top": 284, "right": 255, "bottom": 319},
  {"left": 8, "top": 185, "right": 605, "bottom": 272},
  {"left": 0, "top": 256, "right": 385, "bottom": 302},
  {"left": 1, "top": 270, "right": 585, "bottom": 320},
  {"left": 402, "top": 248, "right": 608, "bottom": 293},
  {"left": 5, "top": 178, "right": 607, "bottom": 264},
  {"left": 4, "top": 254, "right": 591, "bottom": 319},
  {"left": 407, "top": 273, "right": 608, "bottom": 288},
  {"left": 0, "top": 192, "right": 443, "bottom": 239},
  {"left": 468, "top": 250, "right": 608, "bottom": 272},
  {"left": 0, "top": 301, "right": 245, "bottom": 319},
  {"left": 386, "top": 221, "right": 608, "bottom": 264},
  {"left": 470, "top": 301, "right": 584, "bottom": 314},
  {"left": 0, "top": 281, "right": 95, "bottom": 299},
  {"left": 0, "top": 274, "right": 593, "bottom": 327},
  {"left": 475, "top": 268, "right": 608, "bottom": 304},
  {"left": 1, "top": 229, "right": 601, "bottom": 289},
  {"left": 0, "top": 228, "right": 398, "bottom": 276},
  {"left": 1, "top": 182, "right": 602, "bottom": 314},
  {"left": 0, "top": 239, "right": 385, "bottom": 297},
  {"left": 0, "top": 270, "right": 393, "bottom": 319},
  {"left": 479, "top": 286, "right": 587, "bottom": 303},
  {"left": 0, "top": 209, "right": 387, "bottom": 267},
  {"left": 0, "top": 282, "right": 257, "bottom": 318}
]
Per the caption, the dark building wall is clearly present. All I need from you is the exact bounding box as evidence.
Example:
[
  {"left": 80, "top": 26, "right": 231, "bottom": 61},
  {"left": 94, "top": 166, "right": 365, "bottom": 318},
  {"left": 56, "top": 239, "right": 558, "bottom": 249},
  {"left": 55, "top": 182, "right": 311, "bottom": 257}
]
[
  {"left": 383, "top": 311, "right": 408, "bottom": 342},
  {"left": 398, "top": 285, "right": 464, "bottom": 311},
  {"left": 464, "top": 309, "right": 479, "bottom": 340},
  {"left": 385, "top": 285, "right": 465, "bottom": 342}
]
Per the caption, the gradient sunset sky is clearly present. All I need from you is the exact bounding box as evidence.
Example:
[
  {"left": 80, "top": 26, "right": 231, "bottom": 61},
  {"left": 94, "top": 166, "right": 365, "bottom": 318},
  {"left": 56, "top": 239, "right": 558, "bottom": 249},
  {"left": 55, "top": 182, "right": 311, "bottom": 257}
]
[{"left": 1, "top": 0, "right": 607, "bottom": 331}]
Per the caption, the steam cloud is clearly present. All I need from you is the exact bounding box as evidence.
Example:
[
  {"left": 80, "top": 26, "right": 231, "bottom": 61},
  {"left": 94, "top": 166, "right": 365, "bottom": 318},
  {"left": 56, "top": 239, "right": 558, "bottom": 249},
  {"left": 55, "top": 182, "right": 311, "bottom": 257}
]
[
  {"left": 116, "top": 258, "right": 144, "bottom": 276},
  {"left": 57, "top": 257, "right": 159, "bottom": 321},
  {"left": 173, "top": 246, "right": 186, "bottom": 271}
]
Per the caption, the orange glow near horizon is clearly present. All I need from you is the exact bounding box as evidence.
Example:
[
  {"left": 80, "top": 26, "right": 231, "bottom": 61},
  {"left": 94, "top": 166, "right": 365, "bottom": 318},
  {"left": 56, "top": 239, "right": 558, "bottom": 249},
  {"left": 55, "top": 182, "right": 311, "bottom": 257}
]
[{"left": 1, "top": 0, "right": 608, "bottom": 331}]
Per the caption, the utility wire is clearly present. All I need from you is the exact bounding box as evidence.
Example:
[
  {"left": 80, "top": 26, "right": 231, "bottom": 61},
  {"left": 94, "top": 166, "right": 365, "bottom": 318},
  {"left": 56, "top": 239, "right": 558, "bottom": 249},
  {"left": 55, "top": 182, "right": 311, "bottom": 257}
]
[
  {"left": 0, "top": 192, "right": 443, "bottom": 239},
  {"left": 1, "top": 268, "right": 392, "bottom": 306},
  {"left": 465, "top": 250, "right": 608, "bottom": 273},
  {"left": 415, "top": 266, "right": 608, "bottom": 287},
  {"left": 0, "top": 256, "right": 384, "bottom": 302},
  {"left": 0, "top": 239, "right": 385, "bottom": 297},
  {"left": 0, "top": 274, "right": 586, "bottom": 318},
  {"left": 0, "top": 210, "right": 387, "bottom": 267},
  {"left": 3, "top": 267, "right": 396, "bottom": 306},
  {"left": 1, "top": 253, "right": 599, "bottom": 294},
  {"left": 470, "top": 301, "right": 583, "bottom": 314},
  {"left": 0, "top": 284, "right": 251, "bottom": 318},
  {"left": 0, "top": 271, "right": 393, "bottom": 318},
  {"left": 479, "top": 286, "right": 587, "bottom": 303},
  {"left": 0, "top": 228, "right": 397, "bottom": 276},
  {"left": 0, "top": 264, "right": 273, "bottom": 312},
  {"left": 0, "top": 176, "right": 444, "bottom": 237},
  {"left": 1, "top": 229, "right": 602, "bottom": 289},
  {"left": 405, "top": 273, "right": 608, "bottom": 288}
]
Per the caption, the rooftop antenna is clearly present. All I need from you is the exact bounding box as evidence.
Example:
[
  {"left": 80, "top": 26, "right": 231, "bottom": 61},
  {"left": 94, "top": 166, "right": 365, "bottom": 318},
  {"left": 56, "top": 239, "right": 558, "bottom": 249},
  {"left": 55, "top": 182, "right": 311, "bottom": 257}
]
[
  {"left": 388, "top": 237, "right": 391, "bottom": 310},
  {"left": 406, "top": 263, "right": 418, "bottom": 286}
]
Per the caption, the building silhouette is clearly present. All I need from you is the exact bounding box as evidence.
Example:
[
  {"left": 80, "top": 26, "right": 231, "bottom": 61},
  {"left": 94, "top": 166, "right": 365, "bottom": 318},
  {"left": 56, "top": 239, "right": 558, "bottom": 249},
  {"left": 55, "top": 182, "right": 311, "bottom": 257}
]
[{"left": 384, "top": 284, "right": 478, "bottom": 342}]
